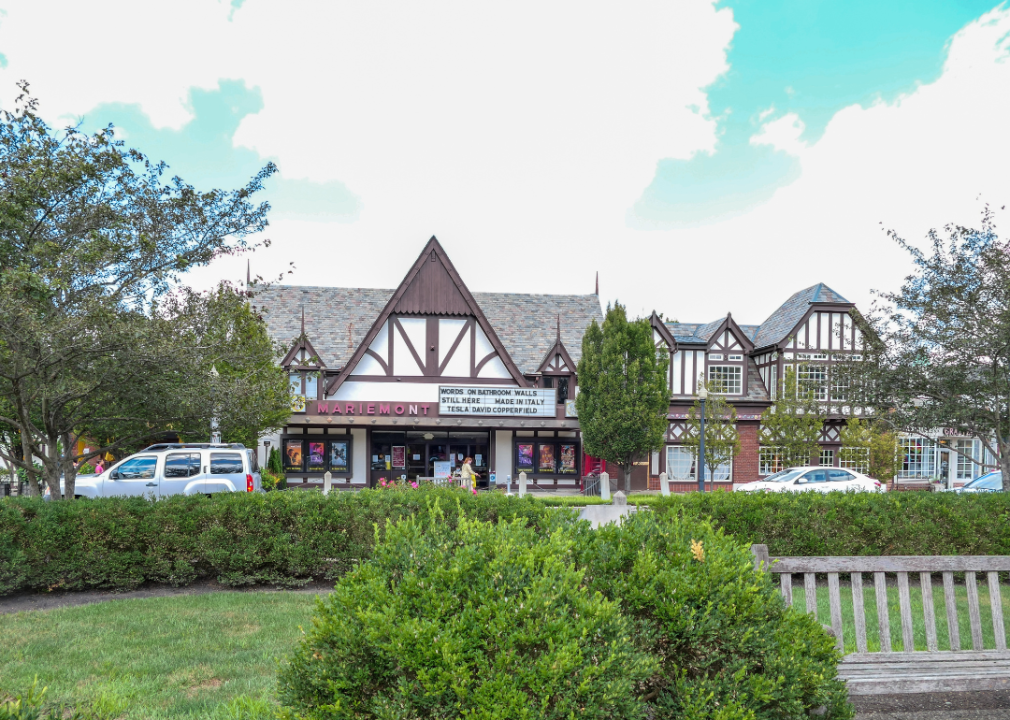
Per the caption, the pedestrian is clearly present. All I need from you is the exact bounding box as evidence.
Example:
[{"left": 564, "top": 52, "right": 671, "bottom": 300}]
[
  {"left": 94, "top": 459, "right": 105, "bottom": 475},
  {"left": 460, "top": 456, "right": 477, "bottom": 492}
]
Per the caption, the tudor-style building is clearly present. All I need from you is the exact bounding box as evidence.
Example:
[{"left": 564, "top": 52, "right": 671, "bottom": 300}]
[
  {"left": 255, "top": 237, "right": 603, "bottom": 489},
  {"left": 652, "top": 283, "right": 869, "bottom": 490}
]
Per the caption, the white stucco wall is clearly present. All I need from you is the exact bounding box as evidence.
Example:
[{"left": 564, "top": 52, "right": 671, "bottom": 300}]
[{"left": 495, "top": 430, "right": 513, "bottom": 485}]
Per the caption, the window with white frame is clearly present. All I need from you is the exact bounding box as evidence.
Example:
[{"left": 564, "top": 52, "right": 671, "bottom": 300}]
[
  {"left": 706, "top": 459, "right": 733, "bottom": 482},
  {"left": 289, "top": 373, "right": 306, "bottom": 412},
  {"left": 708, "top": 365, "right": 743, "bottom": 394},
  {"left": 830, "top": 372, "right": 849, "bottom": 402},
  {"left": 954, "top": 439, "right": 975, "bottom": 480},
  {"left": 797, "top": 363, "right": 828, "bottom": 401},
  {"left": 759, "top": 447, "right": 783, "bottom": 476},
  {"left": 819, "top": 448, "right": 835, "bottom": 467},
  {"left": 899, "top": 437, "right": 936, "bottom": 479},
  {"left": 839, "top": 447, "right": 869, "bottom": 473},
  {"left": 666, "top": 446, "right": 696, "bottom": 480}
]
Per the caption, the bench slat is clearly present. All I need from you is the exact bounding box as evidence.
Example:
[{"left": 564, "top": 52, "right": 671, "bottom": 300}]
[
  {"left": 771, "top": 556, "right": 1010, "bottom": 573},
  {"left": 780, "top": 573, "right": 793, "bottom": 607},
  {"left": 875, "top": 571, "right": 892, "bottom": 653},
  {"left": 852, "top": 572, "right": 868, "bottom": 654},
  {"left": 897, "top": 572, "right": 915, "bottom": 652},
  {"left": 828, "top": 572, "right": 843, "bottom": 652},
  {"left": 990, "top": 571, "right": 1006, "bottom": 652},
  {"left": 967, "top": 571, "right": 984, "bottom": 651},
  {"left": 805, "top": 572, "right": 817, "bottom": 616},
  {"left": 944, "top": 571, "right": 961, "bottom": 652},
  {"left": 920, "top": 571, "right": 938, "bottom": 652},
  {"left": 844, "top": 650, "right": 1010, "bottom": 663}
]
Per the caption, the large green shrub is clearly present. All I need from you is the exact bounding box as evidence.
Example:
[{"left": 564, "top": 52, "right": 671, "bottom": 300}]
[
  {"left": 0, "top": 488, "right": 561, "bottom": 595},
  {"left": 279, "top": 508, "right": 851, "bottom": 720},
  {"left": 580, "top": 512, "right": 851, "bottom": 719},
  {"left": 279, "top": 507, "right": 655, "bottom": 719}
]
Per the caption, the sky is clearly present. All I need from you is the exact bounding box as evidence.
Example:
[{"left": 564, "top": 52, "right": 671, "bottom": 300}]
[{"left": 1, "top": 0, "right": 1009, "bottom": 327}]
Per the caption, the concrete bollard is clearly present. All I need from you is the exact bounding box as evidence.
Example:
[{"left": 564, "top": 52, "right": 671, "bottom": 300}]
[
  {"left": 323, "top": 471, "right": 332, "bottom": 496},
  {"left": 518, "top": 472, "right": 527, "bottom": 498},
  {"left": 600, "top": 472, "right": 610, "bottom": 501},
  {"left": 659, "top": 471, "right": 670, "bottom": 497},
  {"left": 613, "top": 490, "right": 626, "bottom": 506}
]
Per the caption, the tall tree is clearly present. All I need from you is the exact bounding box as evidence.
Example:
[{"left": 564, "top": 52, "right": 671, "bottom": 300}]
[
  {"left": 760, "top": 366, "right": 823, "bottom": 468},
  {"left": 849, "top": 208, "right": 1010, "bottom": 490},
  {"left": 839, "top": 417, "right": 902, "bottom": 484},
  {"left": 576, "top": 303, "right": 669, "bottom": 493},
  {"left": 0, "top": 82, "right": 287, "bottom": 499},
  {"left": 683, "top": 382, "right": 740, "bottom": 489}
]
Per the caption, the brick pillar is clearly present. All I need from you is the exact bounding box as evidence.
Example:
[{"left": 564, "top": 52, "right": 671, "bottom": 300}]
[{"left": 736, "top": 421, "right": 760, "bottom": 483}]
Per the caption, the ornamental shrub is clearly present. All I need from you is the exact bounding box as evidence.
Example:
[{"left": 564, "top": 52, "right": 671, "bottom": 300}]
[
  {"left": 579, "top": 511, "right": 852, "bottom": 720},
  {"left": 278, "top": 506, "right": 655, "bottom": 720}
]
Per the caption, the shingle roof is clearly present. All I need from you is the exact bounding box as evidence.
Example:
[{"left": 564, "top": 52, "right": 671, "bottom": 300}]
[
  {"left": 252, "top": 285, "right": 603, "bottom": 375},
  {"left": 752, "top": 283, "right": 850, "bottom": 349}
]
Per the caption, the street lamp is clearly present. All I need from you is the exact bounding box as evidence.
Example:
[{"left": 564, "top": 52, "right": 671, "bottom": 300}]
[{"left": 697, "top": 384, "right": 708, "bottom": 493}]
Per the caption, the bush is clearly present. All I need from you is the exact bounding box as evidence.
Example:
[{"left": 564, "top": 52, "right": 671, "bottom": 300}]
[
  {"left": 279, "top": 507, "right": 851, "bottom": 720},
  {"left": 640, "top": 490, "right": 1010, "bottom": 556},
  {"left": 0, "top": 488, "right": 564, "bottom": 595},
  {"left": 580, "top": 511, "right": 851, "bottom": 719},
  {"left": 279, "top": 506, "right": 654, "bottom": 719}
]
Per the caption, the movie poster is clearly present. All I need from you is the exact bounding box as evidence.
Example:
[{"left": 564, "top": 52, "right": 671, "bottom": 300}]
[
  {"left": 392, "top": 446, "right": 405, "bottom": 469},
  {"left": 559, "top": 444, "right": 577, "bottom": 474},
  {"left": 516, "top": 443, "right": 534, "bottom": 470},
  {"left": 329, "top": 440, "right": 349, "bottom": 473},
  {"left": 538, "top": 444, "right": 555, "bottom": 473},
  {"left": 308, "top": 442, "right": 326, "bottom": 472},
  {"left": 284, "top": 439, "right": 304, "bottom": 471}
]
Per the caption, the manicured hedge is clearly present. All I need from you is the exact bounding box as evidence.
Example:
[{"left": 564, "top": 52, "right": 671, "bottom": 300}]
[
  {"left": 643, "top": 490, "right": 1010, "bottom": 557},
  {"left": 0, "top": 488, "right": 562, "bottom": 596}
]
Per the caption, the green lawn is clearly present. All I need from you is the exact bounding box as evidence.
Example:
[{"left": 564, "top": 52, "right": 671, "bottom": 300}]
[
  {"left": 0, "top": 592, "right": 320, "bottom": 719},
  {"left": 793, "top": 580, "right": 1010, "bottom": 653}
]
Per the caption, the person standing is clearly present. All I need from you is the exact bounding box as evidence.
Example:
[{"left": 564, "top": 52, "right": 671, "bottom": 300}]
[{"left": 460, "top": 456, "right": 476, "bottom": 492}]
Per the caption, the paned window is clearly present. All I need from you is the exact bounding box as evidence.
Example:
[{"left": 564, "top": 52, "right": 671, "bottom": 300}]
[
  {"left": 955, "top": 439, "right": 975, "bottom": 480},
  {"left": 899, "top": 437, "right": 936, "bottom": 479},
  {"left": 819, "top": 449, "right": 835, "bottom": 467},
  {"left": 797, "top": 363, "right": 828, "bottom": 401},
  {"left": 708, "top": 365, "right": 743, "bottom": 395},
  {"left": 289, "top": 373, "right": 306, "bottom": 412},
  {"left": 830, "top": 373, "right": 849, "bottom": 402},
  {"left": 728, "top": 354, "right": 744, "bottom": 361},
  {"left": 667, "top": 446, "right": 695, "bottom": 480},
  {"left": 759, "top": 446, "right": 783, "bottom": 476},
  {"left": 839, "top": 447, "right": 869, "bottom": 473}
]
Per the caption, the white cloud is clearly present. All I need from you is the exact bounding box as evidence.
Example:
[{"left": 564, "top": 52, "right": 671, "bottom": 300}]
[{"left": 750, "top": 112, "right": 806, "bottom": 155}]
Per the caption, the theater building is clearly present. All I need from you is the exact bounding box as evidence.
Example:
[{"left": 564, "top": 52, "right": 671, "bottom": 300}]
[{"left": 255, "top": 237, "right": 603, "bottom": 489}]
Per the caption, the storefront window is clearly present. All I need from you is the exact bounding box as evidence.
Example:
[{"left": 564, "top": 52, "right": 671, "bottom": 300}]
[
  {"left": 759, "top": 447, "right": 783, "bottom": 476},
  {"left": 667, "top": 446, "right": 695, "bottom": 480},
  {"left": 899, "top": 437, "right": 936, "bottom": 479},
  {"left": 955, "top": 439, "right": 975, "bottom": 480}
]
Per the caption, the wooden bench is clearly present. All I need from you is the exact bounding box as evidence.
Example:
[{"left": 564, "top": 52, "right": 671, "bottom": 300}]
[{"left": 751, "top": 546, "right": 1010, "bottom": 695}]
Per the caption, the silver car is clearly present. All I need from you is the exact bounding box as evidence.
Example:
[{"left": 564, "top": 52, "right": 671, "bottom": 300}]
[
  {"left": 45, "top": 443, "right": 262, "bottom": 500},
  {"left": 953, "top": 471, "right": 1003, "bottom": 494},
  {"left": 734, "top": 466, "right": 886, "bottom": 493}
]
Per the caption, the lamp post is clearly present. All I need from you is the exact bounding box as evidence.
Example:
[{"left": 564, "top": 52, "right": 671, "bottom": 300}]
[{"left": 697, "top": 385, "right": 708, "bottom": 493}]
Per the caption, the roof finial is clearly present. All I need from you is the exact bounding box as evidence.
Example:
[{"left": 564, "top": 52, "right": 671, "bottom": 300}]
[
  {"left": 556, "top": 313, "right": 561, "bottom": 342},
  {"left": 595, "top": 271, "right": 599, "bottom": 295},
  {"left": 300, "top": 306, "right": 305, "bottom": 335},
  {"left": 246, "top": 259, "right": 251, "bottom": 286}
]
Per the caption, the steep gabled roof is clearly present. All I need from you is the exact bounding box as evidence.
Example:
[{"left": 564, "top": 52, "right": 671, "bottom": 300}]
[
  {"left": 752, "top": 283, "right": 852, "bottom": 349},
  {"left": 536, "top": 316, "right": 578, "bottom": 375},
  {"left": 650, "top": 312, "right": 677, "bottom": 349},
  {"left": 280, "top": 308, "right": 326, "bottom": 368}
]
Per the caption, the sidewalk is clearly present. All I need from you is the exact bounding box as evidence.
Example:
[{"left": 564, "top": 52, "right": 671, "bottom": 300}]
[{"left": 854, "top": 691, "right": 1010, "bottom": 718}]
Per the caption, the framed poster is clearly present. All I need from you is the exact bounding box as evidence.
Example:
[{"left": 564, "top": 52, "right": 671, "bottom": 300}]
[
  {"left": 433, "top": 460, "right": 452, "bottom": 479},
  {"left": 307, "top": 442, "right": 326, "bottom": 473},
  {"left": 328, "top": 440, "right": 350, "bottom": 473},
  {"left": 392, "top": 446, "right": 405, "bottom": 469},
  {"left": 559, "top": 444, "right": 577, "bottom": 474},
  {"left": 538, "top": 443, "right": 556, "bottom": 473},
  {"left": 284, "top": 439, "right": 304, "bottom": 472},
  {"left": 516, "top": 443, "right": 534, "bottom": 471}
]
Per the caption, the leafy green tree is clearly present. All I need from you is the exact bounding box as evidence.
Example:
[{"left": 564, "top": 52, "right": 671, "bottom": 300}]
[
  {"left": 761, "top": 366, "right": 823, "bottom": 468},
  {"left": 848, "top": 208, "right": 1010, "bottom": 490},
  {"left": 840, "top": 418, "right": 902, "bottom": 484},
  {"left": 0, "top": 83, "right": 285, "bottom": 499},
  {"left": 683, "top": 382, "right": 740, "bottom": 488},
  {"left": 576, "top": 303, "right": 669, "bottom": 493}
]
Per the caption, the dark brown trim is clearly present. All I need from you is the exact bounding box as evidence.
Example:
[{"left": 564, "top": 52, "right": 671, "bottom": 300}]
[
  {"left": 282, "top": 335, "right": 326, "bottom": 369},
  {"left": 340, "top": 374, "right": 523, "bottom": 385},
  {"left": 437, "top": 320, "right": 471, "bottom": 375},
  {"left": 364, "top": 348, "right": 389, "bottom": 374},
  {"left": 474, "top": 351, "right": 499, "bottom": 375},
  {"left": 326, "top": 236, "right": 530, "bottom": 394}
]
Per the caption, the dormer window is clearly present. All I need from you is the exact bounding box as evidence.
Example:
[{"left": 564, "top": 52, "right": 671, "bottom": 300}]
[
  {"left": 542, "top": 375, "right": 570, "bottom": 404},
  {"left": 289, "top": 370, "right": 320, "bottom": 412},
  {"left": 708, "top": 365, "right": 743, "bottom": 395}
]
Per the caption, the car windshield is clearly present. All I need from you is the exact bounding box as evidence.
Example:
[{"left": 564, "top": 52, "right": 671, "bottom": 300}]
[
  {"left": 764, "top": 469, "right": 805, "bottom": 483},
  {"left": 964, "top": 472, "right": 1002, "bottom": 490}
]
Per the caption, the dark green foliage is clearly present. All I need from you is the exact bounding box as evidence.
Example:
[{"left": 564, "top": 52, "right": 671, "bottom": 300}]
[
  {"left": 279, "top": 508, "right": 655, "bottom": 719},
  {"left": 579, "top": 512, "right": 850, "bottom": 720},
  {"left": 0, "top": 488, "right": 562, "bottom": 595},
  {"left": 642, "top": 490, "right": 1010, "bottom": 557}
]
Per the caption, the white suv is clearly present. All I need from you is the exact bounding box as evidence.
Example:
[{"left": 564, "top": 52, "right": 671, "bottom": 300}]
[{"left": 47, "top": 443, "right": 262, "bottom": 500}]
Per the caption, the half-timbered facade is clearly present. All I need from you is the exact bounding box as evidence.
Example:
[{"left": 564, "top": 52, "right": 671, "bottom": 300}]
[
  {"left": 654, "top": 283, "right": 869, "bottom": 489},
  {"left": 254, "top": 237, "right": 602, "bottom": 489}
]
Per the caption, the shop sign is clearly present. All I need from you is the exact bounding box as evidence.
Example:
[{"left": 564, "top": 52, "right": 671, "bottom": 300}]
[
  {"left": 438, "top": 385, "right": 556, "bottom": 417},
  {"left": 307, "top": 400, "right": 436, "bottom": 417}
]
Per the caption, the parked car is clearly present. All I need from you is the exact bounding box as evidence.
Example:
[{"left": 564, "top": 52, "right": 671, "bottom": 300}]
[
  {"left": 43, "top": 443, "right": 261, "bottom": 500},
  {"left": 734, "top": 466, "right": 886, "bottom": 494},
  {"left": 951, "top": 471, "right": 1003, "bottom": 494}
]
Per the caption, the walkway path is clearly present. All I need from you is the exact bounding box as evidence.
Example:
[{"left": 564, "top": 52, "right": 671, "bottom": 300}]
[{"left": 854, "top": 691, "right": 1010, "bottom": 718}]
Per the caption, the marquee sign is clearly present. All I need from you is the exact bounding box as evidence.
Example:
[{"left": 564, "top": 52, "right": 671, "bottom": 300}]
[{"left": 439, "top": 385, "right": 556, "bottom": 417}]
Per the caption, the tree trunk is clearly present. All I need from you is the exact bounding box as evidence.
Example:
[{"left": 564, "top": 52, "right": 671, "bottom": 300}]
[
  {"left": 1000, "top": 440, "right": 1010, "bottom": 493},
  {"left": 18, "top": 429, "right": 39, "bottom": 497},
  {"left": 620, "top": 463, "right": 633, "bottom": 493},
  {"left": 61, "top": 432, "right": 76, "bottom": 500}
]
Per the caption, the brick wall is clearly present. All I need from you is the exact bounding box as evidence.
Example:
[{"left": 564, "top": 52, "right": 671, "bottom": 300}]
[{"left": 736, "top": 420, "right": 760, "bottom": 483}]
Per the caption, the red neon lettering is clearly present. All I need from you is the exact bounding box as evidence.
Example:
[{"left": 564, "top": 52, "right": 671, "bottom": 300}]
[
  {"left": 358, "top": 403, "right": 363, "bottom": 414},
  {"left": 346, "top": 403, "right": 355, "bottom": 414},
  {"left": 367, "top": 404, "right": 375, "bottom": 414},
  {"left": 317, "top": 402, "right": 328, "bottom": 414},
  {"left": 379, "top": 404, "right": 390, "bottom": 415},
  {"left": 395, "top": 405, "right": 404, "bottom": 415},
  {"left": 408, "top": 404, "right": 417, "bottom": 415},
  {"left": 421, "top": 404, "right": 430, "bottom": 415},
  {"left": 332, "top": 403, "right": 342, "bottom": 414}
]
